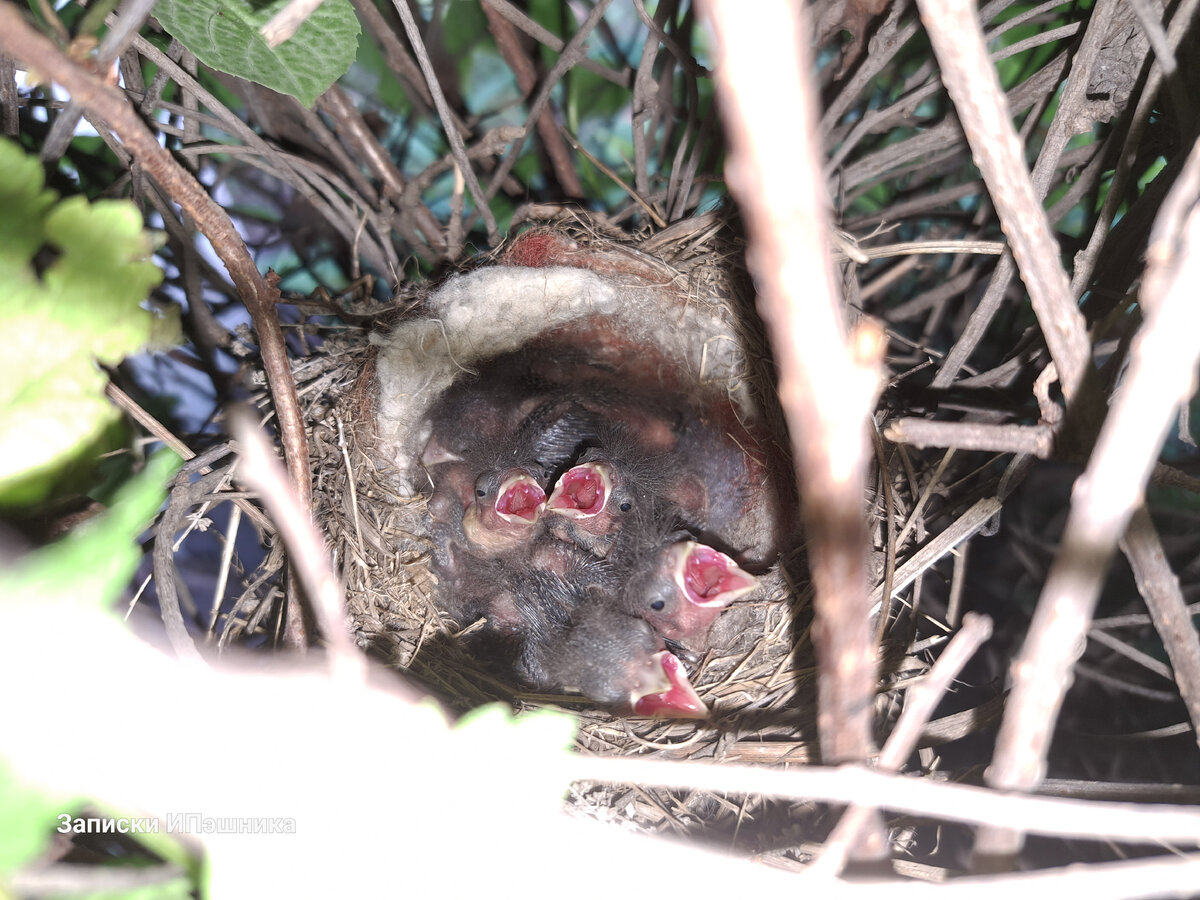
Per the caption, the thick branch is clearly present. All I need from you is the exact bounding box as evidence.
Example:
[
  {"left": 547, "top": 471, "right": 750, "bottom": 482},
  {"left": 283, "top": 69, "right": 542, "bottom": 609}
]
[{"left": 699, "top": 0, "right": 881, "bottom": 775}]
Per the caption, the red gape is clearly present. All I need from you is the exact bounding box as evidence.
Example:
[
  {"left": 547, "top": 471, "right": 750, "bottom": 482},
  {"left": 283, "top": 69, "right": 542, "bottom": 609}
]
[
  {"left": 548, "top": 464, "right": 606, "bottom": 515},
  {"left": 632, "top": 651, "right": 707, "bottom": 718},
  {"left": 497, "top": 478, "right": 546, "bottom": 521},
  {"left": 683, "top": 544, "right": 756, "bottom": 604}
]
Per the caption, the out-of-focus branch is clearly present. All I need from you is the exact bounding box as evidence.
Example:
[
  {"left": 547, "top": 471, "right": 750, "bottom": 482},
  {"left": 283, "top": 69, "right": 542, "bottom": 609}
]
[
  {"left": 978, "top": 134, "right": 1200, "bottom": 861},
  {"left": 482, "top": 3, "right": 583, "bottom": 198},
  {"left": 389, "top": 0, "right": 498, "bottom": 244},
  {"left": 698, "top": 0, "right": 883, "bottom": 786},
  {"left": 41, "top": 0, "right": 160, "bottom": 163},
  {"left": 261, "top": 0, "right": 327, "bottom": 47},
  {"left": 232, "top": 412, "right": 366, "bottom": 683}
]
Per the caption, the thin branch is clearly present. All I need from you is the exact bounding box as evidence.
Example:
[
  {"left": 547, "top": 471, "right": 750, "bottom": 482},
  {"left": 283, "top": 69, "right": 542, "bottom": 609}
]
[
  {"left": 232, "top": 413, "right": 366, "bottom": 684},
  {"left": 481, "top": 0, "right": 614, "bottom": 212},
  {"left": 481, "top": 0, "right": 632, "bottom": 88},
  {"left": 41, "top": 0, "right": 160, "bottom": 163},
  {"left": 482, "top": 2, "right": 584, "bottom": 198},
  {"left": 869, "top": 497, "right": 1004, "bottom": 610},
  {"left": 979, "top": 133, "right": 1200, "bottom": 859},
  {"left": 261, "top": 0, "right": 327, "bottom": 47},
  {"left": 1120, "top": 506, "right": 1200, "bottom": 748},
  {"left": 389, "top": 0, "right": 498, "bottom": 243},
  {"left": 884, "top": 419, "right": 1055, "bottom": 457},
  {"left": 915, "top": 0, "right": 1090, "bottom": 399},
  {"left": 811, "top": 612, "right": 995, "bottom": 875},
  {"left": 1069, "top": 0, "right": 1200, "bottom": 298}
]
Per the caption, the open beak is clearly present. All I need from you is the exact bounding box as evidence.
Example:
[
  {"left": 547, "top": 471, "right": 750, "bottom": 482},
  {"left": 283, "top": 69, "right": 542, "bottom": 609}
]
[
  {"left": 546, "top": 461, "right": 613, "bottom": 519},
  {"left": 494, "top": 472, "right": 547, "bottom": 523},
  {"left": 672, "top": 542, "right": 757, "bottom": 608},
  {"left": 631, "top": 651, "right": 707, "bottom": 718}
]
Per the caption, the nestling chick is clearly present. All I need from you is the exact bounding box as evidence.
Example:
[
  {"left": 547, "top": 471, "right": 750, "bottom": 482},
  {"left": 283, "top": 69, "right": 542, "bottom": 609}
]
[
  {"left": 544, "top": 425, "right": 671, "bottom": 557},
  {"left": 622, "top": 538, "right": 758, "bottom": 649},
  {"left": 437, "top": 392, "right": 599, "bottom": 559},
  {"left": 461, "top": 466, "right": 547, "bottom": 557},
  {"left": 528, "top": 600, "right": 707, "bottom": 718}
]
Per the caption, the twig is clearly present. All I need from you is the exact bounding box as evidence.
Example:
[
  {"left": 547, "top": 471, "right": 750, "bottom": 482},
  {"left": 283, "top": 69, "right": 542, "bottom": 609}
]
[
  {"left": 884, "top": 420, "right": 1055, "bottom": 457},
  {"left": 153, "top": 475, "right": 222, "bottom": 661},
  {"left": 556, "top": 122, "right": 666, "bottom": 227},
  {"left": 979, "top": 134, "right": 1200, "bottom": 859},
  {"left": 481, "top": 0, "right": 614, "bottom": 211},
  {"left": 8, "top": 604, "right": 1200, "bottom": 897},
  {"left": 1068, "top": 0, "right": 1200, "bottom": 298},
  {"left": 572, "top": 756, "right": 1200, "bottom": 845},
  {"left": 232, "top": 413, "right": 366, "bottom": 684},
  {"left": 811, "top": 613, "right": 995, "bottom": 875},
  {"left": 261, "top": 0, "right": 326, "bottom": 48},
  {"left": 104, "top": 383, "right": 274, "bottom": 534},
  {"left": 0, "top": 51, "right": 18, "bottom": 137},
  {"left": 317, "top": 85, "right": 445, "bottom": 259},
  {"left": 389, "top": 0, "right": 498, "bottom": 243},
  {"left": 7, "top": 863, "right": 186, "bottom": 896},
  {"left": 836, "top": 239, "right": 1006, "bottom": 261},
  {"left": 1120, "top": 505, "right": 1200, "bottom": 747},
  {"left": 931, "top": 0, "right": 1119, "bottom": 391},
  {"left": 481, "top": 0, "right": 631, "bottom": 88},
  {"left": 482, "top": 3, "right": 584, "bottom": 198},
  {"left": 40, "top": 0, "right": 160, "bottom": 164},
  {"left": 869, "top": 497, "right": 1004, "bottom": 610},
  {"left": 915, "top": 0, "right": 1090, "bottom": 399},
  {"left": 349, "top": 0, "right": 464, "bottom": 131}
]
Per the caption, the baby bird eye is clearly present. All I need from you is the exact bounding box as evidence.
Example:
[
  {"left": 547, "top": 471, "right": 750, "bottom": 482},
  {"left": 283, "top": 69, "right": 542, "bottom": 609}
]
[
  {"left": 650, "top": 600, "right": 666, "bottom": 611},
  {"left": 475, "top": 488, "right": 487, "bottom": 498},
  {"left": 618, "top": 501, "right": 632, "bottom": 512}
]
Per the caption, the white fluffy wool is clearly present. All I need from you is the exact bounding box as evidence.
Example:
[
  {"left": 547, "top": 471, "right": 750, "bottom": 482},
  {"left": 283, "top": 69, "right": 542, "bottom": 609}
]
[{"left": 371, "top": 265, "right": 752, "bottom": 493}]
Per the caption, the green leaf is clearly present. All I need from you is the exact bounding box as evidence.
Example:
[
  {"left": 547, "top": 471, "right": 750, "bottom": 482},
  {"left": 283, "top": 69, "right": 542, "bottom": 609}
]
[
  {"left": 0, "top": 140, "right": 172, "bottom": 507},
  {"left": 0, "top": 759, "right": 78, "bottom": 874},
  {"left": 153, "top": 0, "right": 361, "bottom": 107},
  {"left": 0, "top": 448, "right": 179, "bottom": 874},
  {"left": 0, "top": 448, "right": 181, "bottom": 608}
]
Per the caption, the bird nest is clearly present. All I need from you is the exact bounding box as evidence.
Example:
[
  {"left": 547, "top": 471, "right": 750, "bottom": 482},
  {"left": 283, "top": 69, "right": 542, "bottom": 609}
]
[{"left": 218, "top": 211, "right": 951, "bottom": 844}]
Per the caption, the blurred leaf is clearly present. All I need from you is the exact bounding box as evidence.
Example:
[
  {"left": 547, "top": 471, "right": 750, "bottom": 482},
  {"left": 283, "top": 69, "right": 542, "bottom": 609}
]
[
  {"left": 0, "top": 448, "right": 180, "bottom": 878},
  {"left": 0, "top": 140, "right": 172, "bottom": 507},
  {"left": 0, "top": 448, "right": 180, "bottom": 608},
  {"left": 153, "top": 0, "right": 360, "bottom": 107},
  {"left": 0, "top": 759, "right": 79, "bottom": 874},
  {"left": 453, "top": 703, "right": 577, "bottom": 810}
]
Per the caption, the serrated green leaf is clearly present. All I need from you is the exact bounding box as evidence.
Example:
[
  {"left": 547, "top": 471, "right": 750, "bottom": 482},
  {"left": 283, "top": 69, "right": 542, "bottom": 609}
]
[
  {"left": 153, "top": 0, "right": 361, "bottom": 107},
  {"left": 0, "top": 449, "right": 180, "bottom": 608},
  {"left": 0, "top": 139, "right": 172, "bottom": 507}
]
